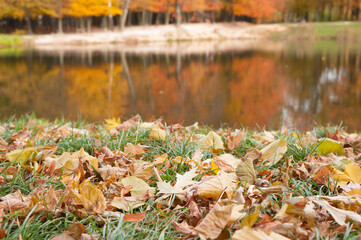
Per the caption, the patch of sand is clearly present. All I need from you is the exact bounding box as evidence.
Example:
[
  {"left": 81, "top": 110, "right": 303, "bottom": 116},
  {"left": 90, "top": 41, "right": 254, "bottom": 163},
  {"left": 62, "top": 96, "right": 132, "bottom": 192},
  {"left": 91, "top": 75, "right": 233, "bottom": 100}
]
[{"left": 24, "top": 22, "right": 287, "bottom": 46}]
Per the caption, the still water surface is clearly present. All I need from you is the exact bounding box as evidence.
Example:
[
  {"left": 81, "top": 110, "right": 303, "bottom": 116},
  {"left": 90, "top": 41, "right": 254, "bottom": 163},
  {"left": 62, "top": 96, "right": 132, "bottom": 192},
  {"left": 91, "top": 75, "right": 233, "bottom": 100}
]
[{"left": 0, "top": 40, "right": 360, "bottom": 131}]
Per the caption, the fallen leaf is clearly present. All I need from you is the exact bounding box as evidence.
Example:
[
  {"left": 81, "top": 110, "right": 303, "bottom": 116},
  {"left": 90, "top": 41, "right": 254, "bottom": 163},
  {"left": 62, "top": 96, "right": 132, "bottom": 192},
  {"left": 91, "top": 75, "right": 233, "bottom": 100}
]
[
  {"left": 157, "top": 168, "right": 197, "bottom": 200},
  {"left": 149, "top": 126, "right": 166, "bottom": 140},
  {"left": 104, "top": 118, "right": 121, "bottom": 130},
  {"left": 123, "top": 212, "right": 146, "bottom": 222},
  {"left": 197, "top": 171, "right": 237, "bottom": 199},
  {"left": 333, "top": 163, "right": 361, "bottom": 185},
  {"left": 199, "top": 131, "right": 225, "bottom": 153},
  {"left": 111, "top": 196, "right": 145, "bottom": 211},
  {"left": 0, "top": 137, "right": 7, "bottom": 152},
  {"left": 236, "top": 149, "right": 257, "bottom": 187},
  {"left": 313, "top": 199, "right": 361, "bottom": 226},
  {"left": 259, "top": 139, "right": 287, "bottom": 165},
  {"left": 98, "top": 166, "right": 126, "bottom": 181},
  {"left": 50, "top": 222, "right": 86, "bottom": 240},
  {"left": 72, "top": 181, "right": 106, "bottom": 214},
  {"left": 121, "top": 176, "right": 155, "bottom": 198},
  {"left": 0, "top": 190, "right": 30, "bottom": 212},
  {"left": 124, "top": 143, "right": 148, "bottom": 157},
  {"left": 153, "top": 153, "right": 168, "bottom": 165},
  {"left": 318, "top": 138, "right": 346, "bottom": 156},
  {"left": 232, "top": 226, "right": 291, "bottom": 240},
  {"left": 213, "top": 154, "right": 240, "bottom": 172},
  {"left": 129, "top": 160, "right": 154, "bottom": 180},
  {"left": 194, "top": 203, "right": 234, "bottom": 240}
]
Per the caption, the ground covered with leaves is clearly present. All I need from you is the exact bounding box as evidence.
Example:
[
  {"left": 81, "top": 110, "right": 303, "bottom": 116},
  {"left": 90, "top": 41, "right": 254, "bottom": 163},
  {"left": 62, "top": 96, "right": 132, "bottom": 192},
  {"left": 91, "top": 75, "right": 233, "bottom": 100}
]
[{"left": 1, "top": 116, "right": 361, "bottom": 240}]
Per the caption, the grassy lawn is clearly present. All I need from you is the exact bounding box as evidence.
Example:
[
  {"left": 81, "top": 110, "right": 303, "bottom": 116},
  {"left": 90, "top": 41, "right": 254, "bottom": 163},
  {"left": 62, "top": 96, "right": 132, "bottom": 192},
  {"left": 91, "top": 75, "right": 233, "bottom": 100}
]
[
  {"left": 0, "top": 34, "right": 22, "bottom": 47},
  {"left": 275, "top": 21, "right": 361, "bottom": 40},
  {"left": 0, "top": 115, "right": 361, "bottom": 239}
]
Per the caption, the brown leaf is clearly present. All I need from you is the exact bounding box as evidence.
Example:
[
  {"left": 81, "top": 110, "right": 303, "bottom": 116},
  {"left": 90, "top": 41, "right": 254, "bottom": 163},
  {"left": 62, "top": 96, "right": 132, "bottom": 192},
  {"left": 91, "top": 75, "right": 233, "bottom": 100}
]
[
  {"left": 232, "top": 226, "right": 291, "bottom": 240},
  {"left": 0, "top": 190, "right": 30, "bottom": 212},
  {"left": 0, "top": 229, "right": 6, "bottom": 239},
  {"left": 50, "top": 222, "right": 86, "bottom": 240},
  {"left": 124, "top": 143, "right": 148, "bottom": 157},
  {"left": 123, "top": 212, "right": 146, "bottom": 222},
  {"left": 194, "top": 203, "right": 234, "bottom": 240},
  {"left": 226, "top": 129, "right": 245, "bottom": 151},
  {"left": 0, "top": 137, "right": 7, "bottom": 152},
  {"left": 197, "top": 171, "right": 237, "bottom": 199}
]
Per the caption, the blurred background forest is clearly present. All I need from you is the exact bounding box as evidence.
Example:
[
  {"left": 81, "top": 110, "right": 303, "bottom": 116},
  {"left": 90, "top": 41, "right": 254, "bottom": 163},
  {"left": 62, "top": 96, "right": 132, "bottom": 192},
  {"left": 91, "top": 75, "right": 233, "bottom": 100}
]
[{"left": 0, "top": 0, "right": 361, "bottom": 34}]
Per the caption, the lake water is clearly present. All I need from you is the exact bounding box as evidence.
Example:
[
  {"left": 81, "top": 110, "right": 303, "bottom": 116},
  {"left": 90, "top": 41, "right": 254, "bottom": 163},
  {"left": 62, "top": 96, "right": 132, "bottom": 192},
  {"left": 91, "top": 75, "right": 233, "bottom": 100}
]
[{"left": 0, "top": 40, "right": 360, "bottom": 131}]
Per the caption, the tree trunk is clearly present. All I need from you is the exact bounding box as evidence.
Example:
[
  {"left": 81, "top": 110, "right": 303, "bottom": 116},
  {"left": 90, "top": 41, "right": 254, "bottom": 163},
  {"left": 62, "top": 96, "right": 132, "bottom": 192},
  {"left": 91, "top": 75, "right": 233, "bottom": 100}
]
[
  {"left": 25, "top": 7, "right": 32, "bottom": 34},
  {"left": 87, "top": 17, "right": 92, "bottom": 33},
  {"left": 176, "top": 0, "right": 181, "bottom": 28},
  {"left": 142, "top": 9, "right": 147, "bottom": 25},
  {"left": 120, "top": 0, "right": 130, "bottom": 31},
  {"left": 58, "top": 18, "right": 63, "bottom": 33},
  {"left": 165, "top": 11, "right": 170, "bottom": 24}
]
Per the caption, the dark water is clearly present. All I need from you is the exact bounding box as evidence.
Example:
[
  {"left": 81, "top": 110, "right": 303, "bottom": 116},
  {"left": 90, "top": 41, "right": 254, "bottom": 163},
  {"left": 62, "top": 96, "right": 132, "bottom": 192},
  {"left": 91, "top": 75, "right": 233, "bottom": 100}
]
[{"left": 0, "top": 40, "right": 360, "bottom": 131}]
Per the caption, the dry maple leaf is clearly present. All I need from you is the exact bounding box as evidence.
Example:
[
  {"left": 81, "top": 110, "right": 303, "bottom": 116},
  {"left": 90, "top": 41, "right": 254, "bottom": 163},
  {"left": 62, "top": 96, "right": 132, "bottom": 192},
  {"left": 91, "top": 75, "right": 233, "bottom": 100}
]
[
  {"left": 236, "top": 149, "right": 258, "bottom": 187},
  {"left": 157, "top": 168, "right": 198, "bottom": 199},
  {"left": 193, "top": 203, "right": 234, "bottom": 240},
  {"left": 50, "top": 222, "right": 86, "bottom": 240},
  {"left": 259, "top": 139, "right": 287, "bottom": 166},
  {"left": 226, "top": 129, "right": 245, "bottom": 151},
  {"left": 71, "top": 181, "right": 106, "bottom": 214},
  {"left": 0, "top": 137, "right": 7, "bottom": 152},
  {"left": 232, "top": 226, "right": 291, "bottom": 240},
  {"left": 124, "top": 143, "right": 148, "bottom": 157},
  {"left": 149, "top": 126, "right": 166, "bottom": 140},
  {"left": 197, "top": 171, "right": 237, "bottom": 199},
  {"left": 121, "top": 176, "right": 155, "bottom": 198},
  {"left": 213, "top": 154, "right": 240, "bottom": 172},
  {"left": 0, "top": 190, "right": 30, "bottom": 212},
  {"left": 199, "top": 131, "right": 225, "bottom": 153}
]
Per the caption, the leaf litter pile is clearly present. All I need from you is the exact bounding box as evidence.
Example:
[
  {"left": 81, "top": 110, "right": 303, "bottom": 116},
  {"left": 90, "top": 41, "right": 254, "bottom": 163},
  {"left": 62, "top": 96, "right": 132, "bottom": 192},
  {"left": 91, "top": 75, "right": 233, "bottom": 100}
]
[{"left": 1, "top": 116, "right": 361, "bottom": 239}]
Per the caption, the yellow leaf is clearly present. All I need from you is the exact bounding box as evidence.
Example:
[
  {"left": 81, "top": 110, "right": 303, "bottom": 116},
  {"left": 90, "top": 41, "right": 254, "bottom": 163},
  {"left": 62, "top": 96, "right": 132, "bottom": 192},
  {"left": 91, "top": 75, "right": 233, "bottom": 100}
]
[
  {"left": 149, "top": 126, "right": 166, "bottom": 140},
  {"left": 199, "top": 131, "right": 225, "bottom": 153},
  {"left": 104, "top": 118, "right": 121, "bottom": 130},
  {"left": 6, "top": 147, "right": 38, "bottom": 164},
  {"left": 239, "top": 211, "right": 259, "bottom": 228},
  {"left": 318, "top": 138, "right": 346, "bottom": 156},
  {"left": 121, "top": 176, "right": 155, "bottom": 198},
  {"left": 333, "top": 163, "right": 361, "bottom": 185},
  {"left": 236, "top": 149, "right": 257, "bottom": 187},
  {"left": 72, "top": 181, "right": 106, "bottom": 214},
  {"left": 259, "top": 139, "right": 287, "bottom": 165},
  {"left": 211, "top": 160, "right": 219, "bottom": 174}
]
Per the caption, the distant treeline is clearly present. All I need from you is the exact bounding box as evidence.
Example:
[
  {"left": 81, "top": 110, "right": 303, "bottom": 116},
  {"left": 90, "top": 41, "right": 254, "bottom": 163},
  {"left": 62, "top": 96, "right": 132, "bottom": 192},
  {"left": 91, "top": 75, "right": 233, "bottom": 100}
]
[{"left": 0, "top": 0, "right": 360, "bottom": 34}]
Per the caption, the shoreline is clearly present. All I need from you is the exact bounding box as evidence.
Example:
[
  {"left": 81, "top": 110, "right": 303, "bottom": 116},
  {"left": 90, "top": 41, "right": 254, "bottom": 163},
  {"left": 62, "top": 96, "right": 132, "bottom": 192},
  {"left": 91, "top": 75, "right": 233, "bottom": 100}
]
[{"left": 22, "top": 22, "right": 287, "bottom": 46}]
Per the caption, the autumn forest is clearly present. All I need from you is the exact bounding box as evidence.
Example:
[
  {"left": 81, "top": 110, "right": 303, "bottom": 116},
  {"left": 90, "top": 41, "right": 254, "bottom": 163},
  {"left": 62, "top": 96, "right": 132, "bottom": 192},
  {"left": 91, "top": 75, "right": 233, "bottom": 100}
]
[{"left": 1, "top": 0, "right": 361, "bottom": 34}]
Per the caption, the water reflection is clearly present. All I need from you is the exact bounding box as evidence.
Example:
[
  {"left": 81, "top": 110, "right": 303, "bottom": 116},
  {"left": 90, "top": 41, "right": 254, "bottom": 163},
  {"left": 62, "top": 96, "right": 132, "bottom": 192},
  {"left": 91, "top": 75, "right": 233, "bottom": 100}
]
[{"left": 0, "top": 40, "right": 360, "bottom": 131}]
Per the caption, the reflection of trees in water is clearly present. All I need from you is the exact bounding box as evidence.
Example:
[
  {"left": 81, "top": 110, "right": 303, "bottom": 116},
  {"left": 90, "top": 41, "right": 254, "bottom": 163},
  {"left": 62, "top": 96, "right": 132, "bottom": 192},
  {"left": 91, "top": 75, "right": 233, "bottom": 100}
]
[
  {"left": 1, "top": 45, "right": 361, "bottom": 130},
  {"left": 283, "top": 42, "right": 361, "bottom": 130}
]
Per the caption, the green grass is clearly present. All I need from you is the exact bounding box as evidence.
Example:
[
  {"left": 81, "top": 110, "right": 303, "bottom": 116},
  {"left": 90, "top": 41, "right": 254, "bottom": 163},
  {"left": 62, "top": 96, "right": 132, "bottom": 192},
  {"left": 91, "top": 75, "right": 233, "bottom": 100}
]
[
  {"left": 0, "top": 34, "right": 22, "bottom": 47},
  {"left": 0, "top": 116, "right": 358, "bottom": 239}
]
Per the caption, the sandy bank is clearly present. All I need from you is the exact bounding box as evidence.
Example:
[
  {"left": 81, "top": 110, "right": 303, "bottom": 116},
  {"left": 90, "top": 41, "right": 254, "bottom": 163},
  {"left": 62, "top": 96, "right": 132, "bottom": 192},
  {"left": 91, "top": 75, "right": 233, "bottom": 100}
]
[{"left": 24, "top": 22, "right": 287, "bottom": 46}]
